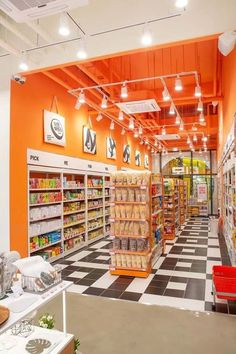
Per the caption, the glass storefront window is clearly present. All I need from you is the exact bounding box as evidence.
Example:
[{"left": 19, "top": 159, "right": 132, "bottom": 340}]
[
  {"left": 192, "top": 151, "right": 210, "bottom": 174},
  {"left": 161, "top": 152, "right": 191, "bottom": 175}
]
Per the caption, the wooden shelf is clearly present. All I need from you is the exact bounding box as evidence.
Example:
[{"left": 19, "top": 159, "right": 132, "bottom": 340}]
[
  {"left": 63, "top": 219, "right": 85, "bottom": 228},
  {"left": 30, "top": 239, "right": 62, "bottom": 253},
  {"left": 63, "top": 209, "right": 85, "bottom": 216}
]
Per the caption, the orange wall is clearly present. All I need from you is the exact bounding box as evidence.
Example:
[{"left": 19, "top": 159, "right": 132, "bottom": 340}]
[
  {"left": 219, "top": 48, "right": 236, "bottom": 156},
  {"left": 10, "top": 73, "right": 150, "bottom": 257}
]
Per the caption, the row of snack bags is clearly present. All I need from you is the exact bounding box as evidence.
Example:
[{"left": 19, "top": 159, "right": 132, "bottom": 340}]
[
  {"left": 110, "top": 188, "right": 148, "bottom": 203},
  {"left": 110, "top": 204, "right": 148, "bottom": 219},
  {"left": 112, "top": 237, "right": 149, "bottom": 252},
  {"left": 110, "top": 221, "right": 149, "bottom": 236},
  {"left": 111, "top": 253, "right": 149, "bottom": 269},
  {"left": 111, "top": 171, "right": 150, "bottom": 186}
]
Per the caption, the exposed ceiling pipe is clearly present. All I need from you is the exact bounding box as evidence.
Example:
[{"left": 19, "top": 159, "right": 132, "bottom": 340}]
[
  {"left": 26, "top": 21, "right": 55, "bottom": 44},
  {"left": 0, "top": 38, "right": 20, "bottom": 56},
  {"left": 0, "top": 15, "right": 35, "bottom": 47}
]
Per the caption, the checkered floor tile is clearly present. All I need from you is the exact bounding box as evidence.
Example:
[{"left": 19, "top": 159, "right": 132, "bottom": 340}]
[{"left": 54, "top": 217, "right": 236, "bottom": 315}]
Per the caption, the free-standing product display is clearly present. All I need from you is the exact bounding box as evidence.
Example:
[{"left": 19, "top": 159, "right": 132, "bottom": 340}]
[
  {"left": 179, "top": 180, "right": 188, "bottom": 225},
  {"left": 163, "top": 178, "right": 179, "bottom": 240},
  {"left": 28, "top": 167, "right": 110, "bottom": 262},
  {"left": 109, "top": 171, "right": 162, "bottom": 278}
]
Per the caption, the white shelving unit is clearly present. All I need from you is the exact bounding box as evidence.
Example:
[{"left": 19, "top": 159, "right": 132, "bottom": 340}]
[{"left": 28, "top": 167, "right": 111, "bottom": 262}]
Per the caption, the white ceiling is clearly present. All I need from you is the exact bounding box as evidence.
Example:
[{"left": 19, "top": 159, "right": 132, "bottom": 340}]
[{"left": 0, "top": 0, "right": 236, "bottom": 75}]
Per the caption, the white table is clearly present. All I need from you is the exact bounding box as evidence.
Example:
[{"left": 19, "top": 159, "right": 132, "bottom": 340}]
[{"left": 0, "top": 281, "right": 72, "bottom": 335}]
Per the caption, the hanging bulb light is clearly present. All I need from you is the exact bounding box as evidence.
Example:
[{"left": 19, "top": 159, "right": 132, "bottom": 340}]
[
  {"left": 110, "top": 121, "right": 115, "bottom": 130},
  {"left": 96, "top": 113, "right": 103, "bottom": 122},
  {"left": 77, "top": 36, "right": 87, "bottom": 59},
  {"left": 199, "top": 112, "right": 205, "bottom": 123},
  {"left": 147, "top": 145, "right": 151, "bottom": 150},
  {"left": 151, "top": 148, "right": 154, "bottom": 154},
  {"left": 58, "top": 12, "right": 70, "bottom": 36},
  {"left": 187, "top": 136, "right": 190, "bottom": 144},
  {"left": 118, "top": 110, "right": 124, "bottom": 121},
  {"left": 202, "top": 136, "right": 208, "bottom": 142},
  {"left": 134, "top": 129, "right": 139, "bottom": 138},
  {"left": 162, "top": 126, "right": 166, "bottom": 135},
  {"left": 19, "top": 51, "right": 29, "bottom": 71},
  {"left": 194, "top": 85, "right": 202, "bottom": 98},
  {"left": 193, "top": 134, "right": 198, "bottom": 142},
  {"left": 197, "top": 101, "right": 203, "bottom": 112},
  {"left": 138, "top": 126, "right": 143, "bottom": 135},
  {"left": 101, "top": 95, "right": 108, "bottom": 109},
  {"left": 154, "top": 140, "right": 158, "bottom": 147},
  {"left": 175, "top": 76, "right": 183, "bottom": 91},
  {"left": 175, "top": 114, "right": 181, "bottom": 125},
  {"left": 179, "top": 122, "right": 184, "bottom": 131},
  {"left": 199, "top": 149, "right": 202, "bottom": 154},
  {"left": 75, "top": 98, "right": 81, "bottom": 110},
  {"left": 78, "top": 90, "right": 85, "bottom": 103},
  {"left": 192, "top": 124, "right": 197, "bottom": 131},
  {"left": 175, "top": 0, "right": 188, "bottom": 8},
  {"left": 140, "top": 139, "right": 144, "bottom": 145},
  {"left": 173, "top": 147, "right": 178, "bottom": 152},
  {"left": 121, "top": 127, "right": 125, "bottom": 135},
  {"left": 141, "top": 23, "right": 152, "bottom": 46},
  {"left": 145, "top": 138, "right": 149, "bottom": 145},
  {"left": 121, "top": 82, "right": 128, "bottom": 98},
  {"left": 162, "top": 87, "right": 170, "bottom": 101},
  {"left": 169, "top": 102, "right": 175, "bottom": 115},
  {"left": 129, "top": 117, "right": 134, "bottom": 130}
]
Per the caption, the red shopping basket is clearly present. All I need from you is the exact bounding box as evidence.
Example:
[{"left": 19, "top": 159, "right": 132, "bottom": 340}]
[{"left": 212, "top": 266, "right": 236, "bottom": 309}]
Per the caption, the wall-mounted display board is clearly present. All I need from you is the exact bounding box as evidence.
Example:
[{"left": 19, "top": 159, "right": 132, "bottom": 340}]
[
  {"left": 27, "top": 149, "right": 116, "bottom": 262},
  {"left": 44, "top": 110, "right": 66, "bottom": 147}
]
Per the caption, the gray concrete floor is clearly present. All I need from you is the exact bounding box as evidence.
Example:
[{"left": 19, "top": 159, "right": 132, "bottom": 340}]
[{"left": 36, "top": 293, "right": 236, "bottom": 354}]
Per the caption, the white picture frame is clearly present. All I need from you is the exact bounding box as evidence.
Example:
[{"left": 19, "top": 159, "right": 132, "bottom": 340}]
[
  {"left": 123, "top": 144, "right": 131, "bottom": 163},
  {"left": 106, "top": 136, "right": 116, "bottom": 159},
  {"left": 44, "top": 110, "right": 66, "bottom": 146},
  {"left": 144, "top": 154, "right": 149, "bottom": 169},
  {"left": 83, "top": 126, "right": 97, "bottom": 154},
  {"left": 135, "top": 150, "right": 141, "bottom": 166}
]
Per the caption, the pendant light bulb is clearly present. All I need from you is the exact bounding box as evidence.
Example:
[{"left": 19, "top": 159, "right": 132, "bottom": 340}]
[
  {"left": 175, "top": 0, "right": 188, "bottom": 8},
  {"left": 59, "top": 12, "right": 70, "bottom": 36},
  {"left": 96, "top": 113, "right": 103, "bottom": 122},
  {"left": 162, "top": 126, "right": 166, "bottom": 135},
  {"left": 175, "top": 76, "right": 183, "bottom": 91},
  {"left": 121, "top": 128, "right": 126, "bottom": 135},
  {"left": 140, "top": 139, "right": 144, "bottom": 145},
  {"left": 138, "top": 126, "right": 143, "bottom": 135},
  {"left": 129, "top": 117, "right": 134, "bottom": 130},
  {"left": 197, "top": 101, "right": 203, "bottom": 112},
  {"left": 162, "top": 87, "right": 170, "bottom": 101},
  {"left": 145, "top": 138, "right": 149, "bottom": 145},
  {"left": 110, "top": 121, "right": 115, "bottom": 130},
  {"left": 169, "top": 102, "right": 175, "bottom": 115},
  {"left": 194, "top": 85, "right": 202, "bottom": 98},
  {"left": 75, "top": 98, "right": 81, "bottom": 110},
  {"left": 192, "top": 124, "right": 197, "bottom": 131},
  {"left": 175, "top": 115, "right": 181, "bottom": 125},
  {"left": 118, "top": 110, "right": 124, "bottom": 121},
  {"left": 193, "top": 134, "right": 197, "bottom": 142},
  {"left": 134, "top": 129, "right": 139, "bottom": 138},
  {"left": 78, "top": 90, "right": 85, "bottom": 104},
  {"left": 154, "top": 140, "right": 158, "bottom": 147},
  {"left": 151, "top": 148, "right": 154, "bottom": 154},
  {"left": 77, "top": 37, "right": 87, "bottom": 60},
  {"left": 121, "top": 83, "right": 128, "bottom": 98},
  {"left": 19, "top": 51, "right": 29, "bottom": 71},
  {"left": 101, "top": 95, "right": 108, "bottom": 109},
  {"left": 179, "top": 122, "right": 184, "bottom": 131},
  {"left": 187, "top": 136, "right": 190, "bottom": 144},
  {"left": 199, "top": 112, "right": 205, "bottom": 123},
  {"left": 141, "top": 23, "right": 152, "bottom": 46},
  {"left": 147, "top": 145, "right": 151, "bottom": 150}
]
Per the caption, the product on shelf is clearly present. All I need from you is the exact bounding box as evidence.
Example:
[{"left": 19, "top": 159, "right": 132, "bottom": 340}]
[
  {"left": 87, "top": 177, "right": 103, "bottom": 187},
  {"left": 63, "top": 213, "right": 85, "bottom": 227},
  {"left": 64, "top": 225, "right": 85, "bottom": 239},
  {"left": 88, "top": 217, "right": 103, "bottom": 231},
  {"left": 88, "top": 200, "right": 103, "bottom": 209},
  {"left": 88, "top": 227, "right": 103, "bottom": 241},
  {"left": 29, "top": 192, "right": 62, "bottom": 205},
  {"left": 64, "top": 235, "right": 84, "bottom": 251},
  {"left": 36, "top": 246, "right": 62, "bottom": 261},
  {"left": 63, "top": 201, "right": 85, "bottom": 214},
  {"left": 30, "top": 204, "right": 62, "bottom": 221},
  {"left": 29, "top": 177, "right": 61, "bottom": 189},
  {"left": 63, "top": 176, "right": 84, "bottom": 188},
  {"left": 87, "top": 189, "right": 103, "bottom": 198},
  {"left": 110, "top": 253, "right": 150, "bottom": 270},
  {"left": 30, "top": 231, "right": 61, "bottom": 252},
  {"left": 63, "top": 190, "right": 85, "bottom": 201},
  {"left": 163, "top": 178, "right": 179, "bottom": 240},
  {"left": 29, "top": 219, "right": 62, "bottom": 237}
]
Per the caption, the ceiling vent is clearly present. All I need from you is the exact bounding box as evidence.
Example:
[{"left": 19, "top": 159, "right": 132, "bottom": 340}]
[
  {"left": 116, "top": 99, "right": 160, "bottom": 114},
  {"left": 0, "top": 0, "right": 89, "bottom": 22},
  {"left": 155, "top": 134, "right": 180, "bottom": 140}
]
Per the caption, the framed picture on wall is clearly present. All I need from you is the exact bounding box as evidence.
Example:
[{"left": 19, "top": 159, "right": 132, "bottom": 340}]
[
  {"left": 106, "top": 136, "right": 116, "bottom": 159},
  {"left": 135, "top": 150, "right": 141, "bottom": 166},
  {"left": 83, "top": 126, "right": 97, "bottom": 154},
  {"left": 44, "top": 110, "right": 66, "bottom": 146},
  {"left": 123, "top": 144, "right": 131, "bottom": 163},
  {"left": 144, "top": 154, "right": 149, "bottom": 169}
]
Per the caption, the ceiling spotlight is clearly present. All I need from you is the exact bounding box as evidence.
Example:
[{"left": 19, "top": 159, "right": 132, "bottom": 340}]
[
  {"left": 192, "top": 124, "right": 198, "bottom": 131},
  {"left": 19, "top": 51, "right": 29, "bottom": 71},
  {"left": 179, "top": 122, "right": 184, "bottom": 131},
  {"left": 75, "top": 98, "right": 81, "bottom": 110},
  {"left": 145, "top": 138, "right": 149, "bottom": 145},
  {"left": 138, "top": 126, "right": 143, "bottom": 135},
  {"left": 202, "top": 136, "right": 208, "bottom": 142},
  {"left": 169, "top": 102, "right": 175, "bottom": 115},
  {"left": 199, "top": 112, "right": 205, "bottom": 123},
  {"left": 110, "top": 121, "right": 115, "bottom": 130},
  {"left": 121, "top": 83, "right": 128, "bottom": 98},
  {"left": 162, "top": 126, "right": 166, "bottom": 135},
  {"left": 151, "top": 148, "right": 154, "bottom": 153},
  {"left": 154, "top": 139, "right": 158, "bottom": 147},
  {"left": 129, "top": 117, "right": 135, "bottom": 130},
  {"left": 175, "top": 0, "right": 188, "bottom": 8},
  {"left": 96, "top": 113, "right": 103, "bottom": 122},
  {"left": 141, "top": 23, "right": 152, "bottom": 46},
  {"left": 173, "top": 147, "right": 178, "bottom": 152},
  {"left": 162, "top": 87, "right": 170, "bottom": 101},
  {"left": 199, "top": 149, "right": 202, "bottom": 154},
  {"left": 59, "top": 12, "right": 70, "bottom": 37},
  {"left": 78, "top": 90, "right": 85, "bottom": 104},
  {"left": 101, "top": 95, "right": 108, "bottom": 109},
  {"left": 187, "top": 136, "right": 190, "bottom": 144},
  {"left": 134, "top": 129, "right": 139, "bottom": 138},
  {"left": 197, "top": 101, "right": 203, "bottom": 112},
  {"left": 194, "top": 85, "right": 202, "bottom": 98},
  {"left": 147, "top": 145, "right": 151, "bottom": 150},
  {"left": 193, "top": 134, "right": 198, "bottom": 142},
  {"left": 175, "top": 115, "right": 181, "bottom": 125},
  {"left": 175, "top": 76, "right": 183, "bottom": 91},
  {"left": 140, "top": 139, "right": 144, "bottom": 145},
  {"left": 118, "top": 110, "right": 124, "bottom": 120},
  {"left": 121, "top": 127, "right": 125, "bottom": 135},
  {"left": 77, "top": 37, "right": 87, "bottom": 59}
]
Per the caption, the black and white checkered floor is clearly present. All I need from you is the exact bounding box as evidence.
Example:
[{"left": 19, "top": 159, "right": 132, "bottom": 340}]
[{"left": 55, "top": 218, "right": 236, "bottom": 314}]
